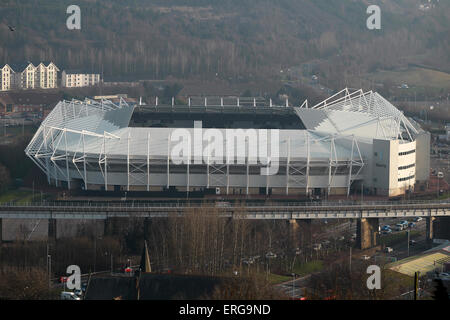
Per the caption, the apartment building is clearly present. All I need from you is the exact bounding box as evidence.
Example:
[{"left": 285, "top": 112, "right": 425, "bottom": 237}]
[
  {"left": 11, "top": 62, "right": 36, "bottom": 89},
  {"left": 2, "top": 62, "right": 59, "bottom": 90},
  {"left": 35, "top": 62, "right": 59, "bottom": 89},
  {"left": 0, "top": 64, "right": 14, "bottom": 91},
  {"left": 62, "top": 70, "right": 101, "bottom": 88}
]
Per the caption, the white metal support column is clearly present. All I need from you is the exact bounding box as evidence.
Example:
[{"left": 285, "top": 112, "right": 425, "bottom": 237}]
[
  {"left": 328, "top": 137, "right": 333, "bottom": 195},
  {"left": 167, "top": 133, "right": 171, "bottom": 188},
  {"left": 64, "top": 129, "right": 71, "bottom": 190},
  {"left": 51, "top": 128, "right": 58, "bottom": 187},
  {"left": 347, "top": 136, "right": 355, "bottom": 197},
  {"left": 147, "top": 132, "right": 150, "bottom": 192},
  {"left": 328, "top": 137, "right": 338, "bottom": 195},
  {"left": 82, "top": 133, "right": 87, "bottom": 191},
  {"left": 43, "top": 126, "right": 51, "bottom": 184},
  {"left": 286, "top": 137, "right": 291, "bottom": 195},
  {"left": 186, "top": 136, "right": 190, "bottom": 195},
  {"left": 127, "top": 132, "right": 130, "bottom": 191},
  {"left": 226, "top": 146, "right": 230, "bottom": 195},
  {"left": 305, "top": 132, "right": 310, "bottom": 195},
  {"left": 266, "top": 156, "right": 270, "bottom": 195},
  {"left": 206, "top": 140, "right": 210, "bottom": 188},
  {"left": 104, "top": 134, "right": 108, "bottom": 191},
  {"left": 246, "top": 137, "right": 249, "bottom": 195}
]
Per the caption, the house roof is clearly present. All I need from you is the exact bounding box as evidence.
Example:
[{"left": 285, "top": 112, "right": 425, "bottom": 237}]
[
  {"left": 6, "top": 61, "right": 59, "bottom": 72},
  {"left": 9, "top": 62, "right": 33, "bottom": 72}
]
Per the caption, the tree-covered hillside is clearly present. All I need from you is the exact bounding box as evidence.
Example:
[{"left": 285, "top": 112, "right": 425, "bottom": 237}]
[{"left": 0, "top": 0, "right": 448, "bottom": 83}]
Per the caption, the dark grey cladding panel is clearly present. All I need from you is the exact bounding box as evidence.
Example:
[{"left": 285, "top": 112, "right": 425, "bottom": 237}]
[
  {"left": 103, "top": 105, "right": 135, "bottom": 128},
  {"left": 294, "top": 108, "right": 328, "bottom": 130}
]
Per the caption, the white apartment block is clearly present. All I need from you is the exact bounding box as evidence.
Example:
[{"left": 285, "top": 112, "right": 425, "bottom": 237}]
[
  {"left": 3, "top": 62, "right": 59, "bottom": 90},
  {"left": 62, "top": 70, "right": 101, "bottom": 88},
  {"left": 35, "top": 62, "right": 59, "bottom": 89},
  {"left": 0, "top": 64, "right": 14, "bottom": 91}
]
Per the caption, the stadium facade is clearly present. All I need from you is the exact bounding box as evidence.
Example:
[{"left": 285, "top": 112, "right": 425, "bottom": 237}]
[{"left": 25, "top": 89, "right": 430, "bottom": 197}]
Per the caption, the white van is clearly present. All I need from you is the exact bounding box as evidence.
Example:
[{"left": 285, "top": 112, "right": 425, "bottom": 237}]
[{"left": 60, "top": 291, "right": 81, "bottom": 300}]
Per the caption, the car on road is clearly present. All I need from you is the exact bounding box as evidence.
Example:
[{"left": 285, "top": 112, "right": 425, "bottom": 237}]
[
  {"left": 400, "top": 220, "right": 409, "bottom": 227},
  {"left": 385, "top": 247, "right": 394, "bottom": 253},
  {"left": 60, "top": 291, "right": 81, "bottom": 300},
  {"left": 408, "top": 222, "right": 416, "bottom": 228},
  {"left": 395, "top": 224, "right": 404, "bottom": 231},
  {"left": 382, "top": 229, "right": 392, "bottom": 234},
  {"left": 414, "top": 217, "right": 423, "bottom": 222},
  {"left": 409, "top": 240, "right": 417, "bottom": 246},
  {"left": 381, "top": 225, "right": 391, "bottom": 231}
]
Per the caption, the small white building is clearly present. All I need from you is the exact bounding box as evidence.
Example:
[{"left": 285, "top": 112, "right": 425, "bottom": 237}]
[{"left": 62, "top": 70, "right": 101, "bottom": 88}]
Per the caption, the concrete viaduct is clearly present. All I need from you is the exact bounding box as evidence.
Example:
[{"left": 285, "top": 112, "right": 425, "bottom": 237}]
[{"left": 0, "top": 201, "right": 449, "bottom": 249}]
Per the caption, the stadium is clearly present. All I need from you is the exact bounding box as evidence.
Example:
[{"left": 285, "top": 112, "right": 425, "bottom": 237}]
[{"left": 25, "top": 88, "right": 430, "bottom": 198}]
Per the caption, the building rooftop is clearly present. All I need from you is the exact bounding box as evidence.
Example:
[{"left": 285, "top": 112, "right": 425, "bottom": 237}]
[{"left": 63, "top": 69, "right": 101, "bottom": 75}]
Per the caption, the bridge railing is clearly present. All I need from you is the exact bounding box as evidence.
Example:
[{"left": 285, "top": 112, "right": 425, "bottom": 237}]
[{"left": 0, "top": 199, "right": 449, "bottom": 209}]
